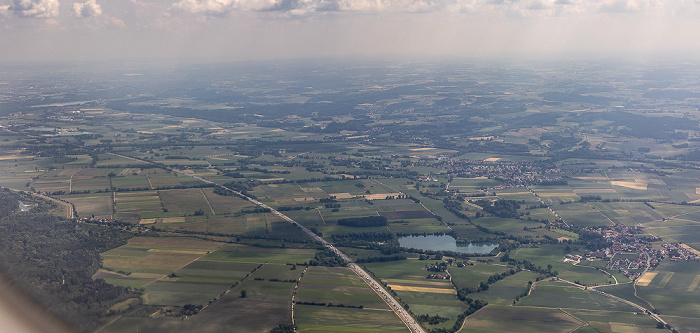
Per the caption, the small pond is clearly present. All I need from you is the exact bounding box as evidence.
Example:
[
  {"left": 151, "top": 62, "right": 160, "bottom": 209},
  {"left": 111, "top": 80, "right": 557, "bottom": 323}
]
[{"left": 398, "top": 235, "right": 497, "bottom": 254}]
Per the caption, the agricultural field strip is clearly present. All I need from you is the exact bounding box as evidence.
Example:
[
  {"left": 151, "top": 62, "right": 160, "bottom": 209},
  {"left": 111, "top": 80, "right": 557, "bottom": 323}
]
[
  {"left": 200, "top": 188, "right": 215, "bottom": 215},
  {"left": 554, "top": 277, "right": 667, "bottom": 326},
  {"left": 107, "top": 153, "right": 425, "bottom": 333},
  {"left": 140, "top": 245, "right": 225, "bottom": 288}
]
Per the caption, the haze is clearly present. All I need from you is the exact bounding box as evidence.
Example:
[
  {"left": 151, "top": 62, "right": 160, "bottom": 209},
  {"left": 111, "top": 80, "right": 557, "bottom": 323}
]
[{"left": 1, "top": 0, "right": 699, "bottom": 63}]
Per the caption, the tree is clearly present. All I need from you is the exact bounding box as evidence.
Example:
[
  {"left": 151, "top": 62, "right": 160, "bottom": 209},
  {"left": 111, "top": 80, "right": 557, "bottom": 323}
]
[{"left": 240, "top": 289, "right": 247, "bottom": 298}]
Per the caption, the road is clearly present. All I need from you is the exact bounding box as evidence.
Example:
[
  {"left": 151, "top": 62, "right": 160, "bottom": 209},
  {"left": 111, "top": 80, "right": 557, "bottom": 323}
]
[{"left": 108, "top": 153, "right": 425, "bottom": 333}]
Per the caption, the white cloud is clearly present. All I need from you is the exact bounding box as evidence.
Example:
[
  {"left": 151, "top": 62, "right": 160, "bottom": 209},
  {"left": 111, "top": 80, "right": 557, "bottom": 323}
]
[
  {"left": 73, "top": 0, "right": 103, "bottom": 18},
  {"left": 170, "top": 0, "right": 285, "bottom": 15},
  {"left": 11, "top": 0, "right": 59, "bottom": 18},
  {"left": 163, "top": 0, "right": 700, "bottom": 20},
  {"left": 109, "top": 16, "right": 126, "bottom": 29}
]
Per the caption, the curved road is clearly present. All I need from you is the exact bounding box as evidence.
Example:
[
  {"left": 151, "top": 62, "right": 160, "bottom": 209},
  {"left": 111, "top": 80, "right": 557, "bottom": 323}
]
[{"left": 109, "top": 153, "right": 425, "bottom": 333}]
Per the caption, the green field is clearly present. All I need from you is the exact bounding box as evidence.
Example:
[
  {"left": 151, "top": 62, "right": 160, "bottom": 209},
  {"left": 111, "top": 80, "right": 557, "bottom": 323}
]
[
  {"left": 461, "top": 305, "right": 581, "bottom": 332},
  {"left": 518, "top": 281, "right": 638, "bottom": 312},
  {"left": 636, "top": 260, "right": 700, "bottom": 321},
  {"left": 295, "top": 267, "right": 408, "bottom": 332},
  {"left": 364, "top": 260, "right": 468, "bottom": 331}
]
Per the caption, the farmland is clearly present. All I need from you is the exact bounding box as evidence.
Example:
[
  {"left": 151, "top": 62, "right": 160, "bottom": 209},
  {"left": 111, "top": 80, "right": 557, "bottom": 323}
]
[{"left": 3, "top": 60, "right": 700, "bottom": 332}]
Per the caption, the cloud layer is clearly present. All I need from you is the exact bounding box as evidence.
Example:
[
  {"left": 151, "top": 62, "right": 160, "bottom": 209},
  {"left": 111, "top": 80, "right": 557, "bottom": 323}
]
[
  {"left": 11, "top": 0, "right": 59, "bottom": 18},
  {"left": 167, "top": 0, "right": 692, "bottom": 16},
  {"left": 72, "top": 0, "right": 101, "bottom": 18},
  {"left": 1, "top": 0, "right": 699, "bottom": 62}
]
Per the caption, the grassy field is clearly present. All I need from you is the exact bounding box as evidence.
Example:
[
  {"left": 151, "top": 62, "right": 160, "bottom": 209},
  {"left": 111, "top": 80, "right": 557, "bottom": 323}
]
[
  {"left": 565, "top": 308, "right": 658, "bottom": 331},
  {"left": 97, "top": 236, "right": 224, "bottom": 288},
  {"left": 59, "top": 192, "right": 113, "bottom": 217},
  {"left": 363, "top": 259, "right": 469, "bottom": 330},
  {"left": 203, "top": 244, "right": 317, "bottom": 265},
  {"left": 589, "top": 202, "right": 663, "bottom": 226},
  {"left": 635, "top": 259, "right": 700, "bottom": 320},
  {"left": 511, "top": 245, "right": 612, "bottom": 286},
  {"left": 550, "top": 202, "right": 613, "bottom": 227},
  {"left": 471, "top": 270, "right": 538, "bottom": 306},
  {"left": 295, "top": 267, "right": 408, "bottom": 332},
  {"left": 176, "top": 267, "right": 294, "bottom": 332},
  {"left": 518, "top": 281, "right": 638, "bottom": 312},
  {"left": 114, "top": 190, "right": 163, "bottom": 221},
  {"left": 449, "top": 262, "right": 513, "bottom": 290},
  {"left": 461, "top": 305, "right": 581, "bottom": 332}
]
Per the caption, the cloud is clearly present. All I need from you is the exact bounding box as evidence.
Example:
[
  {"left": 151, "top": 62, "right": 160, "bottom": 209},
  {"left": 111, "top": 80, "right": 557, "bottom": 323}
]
[
  {"left": 10, "top": 0, "right": 59, "bottom": 18},
  {"left": 109, "top": 16, "right": 126, "bottom": 29},
  {"left": 73, "top": 0, "right": 103, "bottom": 18},
  {"left": 170, "top": 0, "right": 284, "bottom": 15},
  {"left": 169, "top": 0, "right": 444, "bottom": 16},
  {"left": 168, "top": 0, "right": 699, "bottom": 18}
]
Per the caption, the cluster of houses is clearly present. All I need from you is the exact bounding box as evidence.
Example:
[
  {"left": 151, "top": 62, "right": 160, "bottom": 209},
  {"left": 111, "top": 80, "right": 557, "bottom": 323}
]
[
  {"left": 661, "top": 243, "right": 700, "bottom": 261},
  {"left": 564, "top": 225, "right": 700, "bottom": 280},
  {"left": 433, "top": 159, "right": 565, "bottom": 187},
  {"left": 79, "top": 216, "right": 116, "bottom": 223}
]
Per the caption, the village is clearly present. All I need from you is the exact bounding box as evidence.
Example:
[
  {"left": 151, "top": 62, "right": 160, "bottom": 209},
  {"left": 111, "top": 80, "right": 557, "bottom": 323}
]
[{"left": 561, "top": 224, "right": 698, "bottom": 281}]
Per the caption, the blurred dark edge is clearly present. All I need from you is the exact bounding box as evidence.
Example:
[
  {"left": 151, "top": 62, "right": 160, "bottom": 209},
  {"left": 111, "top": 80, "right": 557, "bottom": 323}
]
[{"left": 0, "top": 274, "right": 78, "bottom": 333}]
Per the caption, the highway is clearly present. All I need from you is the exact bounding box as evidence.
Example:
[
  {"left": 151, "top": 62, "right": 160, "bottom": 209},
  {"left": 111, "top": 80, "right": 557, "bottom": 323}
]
[{"left": 109, "top": 153, "right": 426, "bottom": 333}]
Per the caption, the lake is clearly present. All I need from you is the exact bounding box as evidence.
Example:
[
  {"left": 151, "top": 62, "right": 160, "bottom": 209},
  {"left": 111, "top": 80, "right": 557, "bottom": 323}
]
[{"left": 398, "top": 235, "right": 497, "bottom": 254}]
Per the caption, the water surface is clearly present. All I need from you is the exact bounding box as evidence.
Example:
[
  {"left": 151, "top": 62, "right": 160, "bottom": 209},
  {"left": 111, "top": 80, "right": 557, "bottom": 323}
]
[{"left": 398, "top": 235, "right": 497, "bottom": 254}]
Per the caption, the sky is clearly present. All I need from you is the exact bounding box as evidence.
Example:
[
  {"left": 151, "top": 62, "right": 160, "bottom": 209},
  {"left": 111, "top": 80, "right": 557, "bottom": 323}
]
[{"left": 1, "top": 0, "right": 700, "bottom": 63}]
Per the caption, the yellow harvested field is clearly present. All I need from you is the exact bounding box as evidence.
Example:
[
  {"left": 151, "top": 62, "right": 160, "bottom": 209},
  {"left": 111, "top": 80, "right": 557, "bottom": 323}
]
[
  {"left": 364, "top": 193, "right": 403, "bottom": 200},
  {"left": 329, "top": 192, "right": 354, "bottom": 199},
  {"left": 126, "top": 237, "right": 222, "bottom": 250},
  {"left": 574, "top": 189, "right": 617, "bottom": 193},
  {"left": 483, "top": 158, "right": 501, "bottom": 162},
  {"left": 537, "top": 193, "right": 578, "bottom": 197},
  {"left": 388, "top": 284, "right": 456, "bottom": 294},
  {"left": 293, "top": 197, "right": 315, "bottom": 202},
  {"left": 0, "top": 155, "right": 35, "bottom": 160},
  {"left": 658, "top": 272, "right": 674, "bottom": 288},
  {"left": 609, "top": 322, "right": 650, "bottom": 332},
  {"left": 636, "top": 272, "right": 657, "bottom": 286},
  {"left": 498, "top": 192, "right": 532, "bottom": 195},
  {"left": 688, "top": 275, "right": 700, "bottom": 292},
  {"left": 642, "top": 178, "right": 666, "bottom": 185},
  {"left": 573, "top": 176, "right": 608, "bottom": 181},
  {"left": 385, "top": 279, "right": 454, "bottom": 287},
  {"left": 409, "top": 147, "right": 436, "bottom": 151},
  {"left": 300, "top": 187, "right": 323, "bottom": 192},
  {"left": 258, "top": 178, "right": 285, "bottom": 182},
  {"left": 681, "top": 244, "right": 700, "bottom": 256},
  {"left": 610, "top": 181, "right": 647, "bottom": 190},
  {"left": 148, "top": 249, "right": 209, "bottom": 255},
  {"left": 469, "top": 136, "right": 494, "bottom": 140},
  {"left": 139, "top": 217, "right": 186, "bottom": 224},
  {"left": 346, "top": 135, "right": 369, "bottom": 139}
]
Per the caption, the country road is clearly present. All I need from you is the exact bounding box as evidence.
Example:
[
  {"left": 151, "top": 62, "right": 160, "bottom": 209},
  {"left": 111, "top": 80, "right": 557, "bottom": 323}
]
[{"left": 109, "top": 153, "right": 425, "bottom": 333}]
